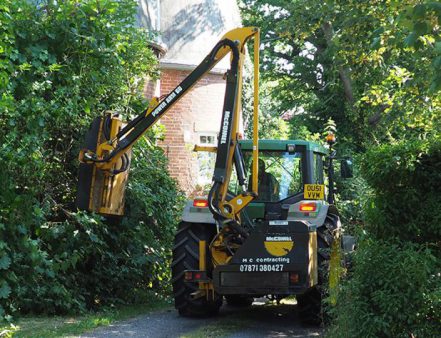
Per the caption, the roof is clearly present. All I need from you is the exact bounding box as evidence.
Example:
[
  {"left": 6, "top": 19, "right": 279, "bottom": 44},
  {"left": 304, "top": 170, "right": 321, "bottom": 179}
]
[{"left": 137, "top": 0, "right": 242, "bottom": 72}]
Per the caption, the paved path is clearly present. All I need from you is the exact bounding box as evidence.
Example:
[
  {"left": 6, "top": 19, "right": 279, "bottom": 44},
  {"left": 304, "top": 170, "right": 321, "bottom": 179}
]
[{"left": 81, "top": 300, "right": 323, "bottom": 338}]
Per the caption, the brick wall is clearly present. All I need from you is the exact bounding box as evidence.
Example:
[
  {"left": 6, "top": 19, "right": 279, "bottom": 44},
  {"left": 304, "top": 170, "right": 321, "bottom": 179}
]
[{"left": 156, "top": 68, "right": 227, "bottom": 195}]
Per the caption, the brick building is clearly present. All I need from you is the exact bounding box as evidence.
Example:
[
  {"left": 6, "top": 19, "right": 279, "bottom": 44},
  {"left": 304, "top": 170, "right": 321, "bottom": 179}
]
[{"left": 138, "top": 0, "right": 242, "bottom": 195}]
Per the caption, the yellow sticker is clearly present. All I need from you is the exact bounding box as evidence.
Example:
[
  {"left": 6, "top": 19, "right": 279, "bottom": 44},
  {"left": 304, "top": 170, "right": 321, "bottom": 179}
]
[
  {"left": 304, "top": 184, "right": 325, "bottom": 200},
  {"left": 264, "top": 236, "right": 294, "bottom": 257}
]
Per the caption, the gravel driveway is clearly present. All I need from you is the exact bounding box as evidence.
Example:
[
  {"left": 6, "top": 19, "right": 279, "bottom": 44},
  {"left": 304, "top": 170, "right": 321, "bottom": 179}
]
[{"left": 81, "top": 299, "right": 323, "bottom": 338}]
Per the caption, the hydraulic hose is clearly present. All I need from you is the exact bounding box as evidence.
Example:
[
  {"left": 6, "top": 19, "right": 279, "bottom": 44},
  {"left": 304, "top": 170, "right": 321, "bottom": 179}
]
[
  {"left": 208, "top": 182, "right": 249, "bottom": 238},
  {"left": 208, "top": 182, "right": 223, "bottom": 220},
  {"left": 103, "top": 114, "right": 112, "bottom": 141},
  {"left": 111, "top": 152, "right": 130, "bottom": 175}
]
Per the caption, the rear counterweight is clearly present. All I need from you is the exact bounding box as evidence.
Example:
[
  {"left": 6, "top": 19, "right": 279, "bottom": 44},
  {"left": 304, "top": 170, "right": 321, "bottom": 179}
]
[{"left": 212, "top": 220, "right": 317, "bottom": 295}]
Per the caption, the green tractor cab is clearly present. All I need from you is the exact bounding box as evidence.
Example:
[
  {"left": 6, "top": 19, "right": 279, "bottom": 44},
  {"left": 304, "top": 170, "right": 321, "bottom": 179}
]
[{"left": 183, "top": 139, "right": 331, "bottom": 227}]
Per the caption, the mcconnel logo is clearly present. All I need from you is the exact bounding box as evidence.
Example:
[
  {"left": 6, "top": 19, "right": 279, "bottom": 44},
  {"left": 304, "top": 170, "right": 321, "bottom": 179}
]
[
  {"left": 220, "top": 111, "right": 230, "bottom": 144},
  {"left": 264, "top": 236, "right": 294, "bottom": 257}
]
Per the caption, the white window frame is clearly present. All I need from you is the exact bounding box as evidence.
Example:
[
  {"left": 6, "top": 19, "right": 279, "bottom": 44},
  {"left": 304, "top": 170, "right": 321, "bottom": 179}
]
[{"left": 197, "top": 132, "right": 218, "bottom": 146}]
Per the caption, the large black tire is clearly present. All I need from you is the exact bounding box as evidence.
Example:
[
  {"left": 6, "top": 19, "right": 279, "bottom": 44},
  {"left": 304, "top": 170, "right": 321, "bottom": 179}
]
[
  {"left": 171, "top": 222, "right": 222, "bottom": 317},
  {"left": 297, "top": 213, "right": 341, "bottom": 325},
  {"left": 225, "top": 295, "right": 254, "bottom": 307}
]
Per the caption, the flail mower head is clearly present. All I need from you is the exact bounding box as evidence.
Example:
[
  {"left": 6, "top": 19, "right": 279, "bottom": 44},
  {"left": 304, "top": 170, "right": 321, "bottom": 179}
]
[{"left": 76, "top": 113, "right": 131, "bottom": 216}]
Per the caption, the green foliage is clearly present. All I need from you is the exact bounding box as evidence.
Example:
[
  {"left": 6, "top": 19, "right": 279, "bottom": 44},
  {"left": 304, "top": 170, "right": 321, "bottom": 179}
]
[
  {"left": 0, "top": 0, "right": 182, "bottom": 319},
  {"left": 397, "top": 2, "right": 441, "bottom": 92},
  {"left": 240, "top": 2, "right": 441, "bottom": 336},
  {"left": 327, "top": 238, "right": 440, "bottom": 338},
  {"left": 329, "top": 138, "right": 441, "bottom": 337},
  {"left": 241, "top": 0, "right": 441, "bottom": 149},
  {"left": 360, "top": 139, "right": 441, "bottom": 242},
  {"left": 124, "top": 138, "right": 186, "bottom": 292},
  {"left": 241, "top": 69, "right": 289, "bottom": 140},
  {"left": 333, "top": 162, "right": 370, "bottom": 234}
]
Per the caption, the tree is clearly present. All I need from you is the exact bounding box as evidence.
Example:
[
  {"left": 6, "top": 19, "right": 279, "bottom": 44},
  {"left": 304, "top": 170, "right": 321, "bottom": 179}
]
[
  {"left": 240, "top": 0, "right": 441, "bottom": 149},
  {"left": 0, "top": 0, "right": 183, "bottom": 318},
  {"left": 240, "top": 3, "right": 441, "bottom": 336}
]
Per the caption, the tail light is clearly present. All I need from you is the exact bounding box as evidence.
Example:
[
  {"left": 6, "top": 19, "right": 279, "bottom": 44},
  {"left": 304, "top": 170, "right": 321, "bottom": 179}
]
[
  {"left": 193, "top": 199, "right": 208, "bottom": 208},
  {"left": 184, "top": 271, "right": 193, "bottom": 281},
  {"left": 299, "top": 202, "right": 317, "bottom": 212},
  {"left": 184, "top": 270, "right": 208, "bottom": 282},
  {"left": 289, "top": 272, "right": 299, "bottom": 284}
]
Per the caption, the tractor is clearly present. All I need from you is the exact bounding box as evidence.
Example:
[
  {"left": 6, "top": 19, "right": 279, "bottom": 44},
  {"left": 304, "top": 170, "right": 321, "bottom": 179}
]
[{"left": 173, "top": 138, "right": 353, "bottom": 324}]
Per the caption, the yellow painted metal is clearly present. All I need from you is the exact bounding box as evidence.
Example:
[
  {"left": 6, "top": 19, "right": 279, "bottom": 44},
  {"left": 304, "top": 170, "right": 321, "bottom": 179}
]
[
  {"left": 198, "top": 239, "right": 216, "bottom": 299},
  {"left": 198, "top": 240, "right": 206, "bottom": 291},
  {"left": 90, "top": 97, "right": 160, "bottom": 172},
  {"left": 221, "top": 194, "right": 255, "bottom": 220},
  {"left": 210, "top": 233, "right": 232, "bottom": 267},
  {"left": 193, "top": 145, "right": 218, "bottom": 153},
  {"left": 199, "top": 240, "right": 206, "bottom": 271},
  {"left": 213, "top": 27, "right": 260, "bottom": 61},
  {"left": 99, "top": 116, "right": 132, "bottom": 215},
  {"left": 79, "top": 114, "right": 132, "bottom": 216},
  {"left": 81, "top": 27, "right": 259, "bottom": 178},
  {"left": 252, "top": 28, "right": 260, "bottom": 195},
  {"left": 213, "top": 27, "right": 260, "bottom": 221},
  {"left": 216, "top": 53, "right": 244, "bottom": 203},
  {"left": 78, "top": 27, "right": 260, "bottom": 218},
  {"left": 193, "top": 27, "right": 260, "bottom": 219},
  {"left": 102, "top": 27, "right": 259, "bottom": 172},
  {"left": 145, "top": 97, "right": 160, "bottom": 117}
]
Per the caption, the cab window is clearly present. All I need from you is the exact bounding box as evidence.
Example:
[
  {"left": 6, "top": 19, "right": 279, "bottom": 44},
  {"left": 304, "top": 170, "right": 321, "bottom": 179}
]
[{"left": 229, "top": 150, "right": 303, "bottom": 202}]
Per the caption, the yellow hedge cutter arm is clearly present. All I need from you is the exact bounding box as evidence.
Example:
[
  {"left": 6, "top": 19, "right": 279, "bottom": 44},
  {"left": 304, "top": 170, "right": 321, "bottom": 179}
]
[{"left": 76, "top": 27, "right": 260, "bottom": 225}]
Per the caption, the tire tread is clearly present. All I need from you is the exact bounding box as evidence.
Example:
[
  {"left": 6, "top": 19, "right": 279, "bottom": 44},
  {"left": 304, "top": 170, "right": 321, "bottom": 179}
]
[{"left": 172, "top": 222, "right": 222, "bottom": 317}]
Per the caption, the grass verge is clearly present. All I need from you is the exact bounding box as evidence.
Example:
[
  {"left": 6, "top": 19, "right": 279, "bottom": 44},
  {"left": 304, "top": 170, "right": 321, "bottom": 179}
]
[{"left": 0, "top": 291, "right": 171, "bottom": 338}]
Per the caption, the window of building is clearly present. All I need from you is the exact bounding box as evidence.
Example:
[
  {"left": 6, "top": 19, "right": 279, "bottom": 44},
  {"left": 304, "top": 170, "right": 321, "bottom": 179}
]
[{"left": 199, "top": 133, "right": 217, "bottom": 145}]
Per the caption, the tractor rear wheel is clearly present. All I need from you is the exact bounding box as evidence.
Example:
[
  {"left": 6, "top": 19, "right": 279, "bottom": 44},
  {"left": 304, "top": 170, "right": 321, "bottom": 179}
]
[
  {"left": 172, "top": 222, "right": 222, "bottom": 317},
  {"left": 297, "top": 213, "right": 341, "bottom": 325},
  {"left": 225, "top": 295, "right": 254, "bottom": 307}
]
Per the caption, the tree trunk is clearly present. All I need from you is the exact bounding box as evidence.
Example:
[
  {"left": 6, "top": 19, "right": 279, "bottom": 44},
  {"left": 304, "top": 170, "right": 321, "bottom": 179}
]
[{"left": 322, "top": 21, "right": 354, "bottom": 105}]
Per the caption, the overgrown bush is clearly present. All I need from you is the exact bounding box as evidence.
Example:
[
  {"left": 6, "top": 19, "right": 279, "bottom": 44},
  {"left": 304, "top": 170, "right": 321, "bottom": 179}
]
[
  {"left": 333, "top": 158, "right": 370, "bottom": 235},
  {"left": 360, "top": 139, "right": 441, "bottom": 243},
  {"left": 328, "top": 238, "right": 440, "bottom": 338},
  {"left": 328, "top": 138, "right": 441, "bottom": 337},
  {"left": 0, "top": 0, "right": 183, "bottom": 319}
]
